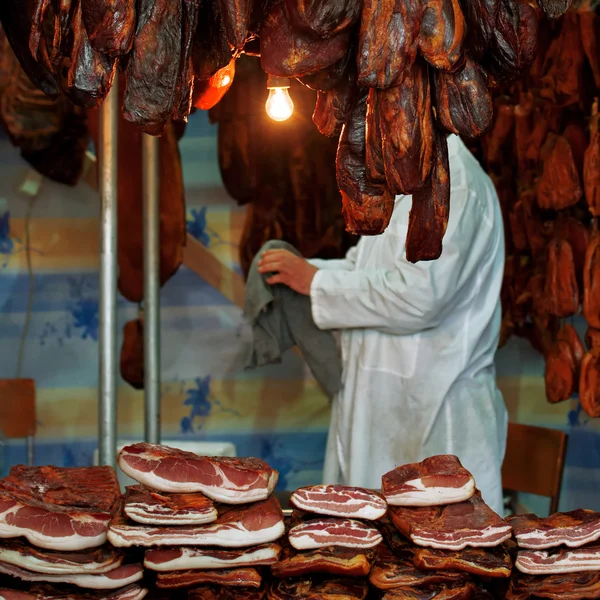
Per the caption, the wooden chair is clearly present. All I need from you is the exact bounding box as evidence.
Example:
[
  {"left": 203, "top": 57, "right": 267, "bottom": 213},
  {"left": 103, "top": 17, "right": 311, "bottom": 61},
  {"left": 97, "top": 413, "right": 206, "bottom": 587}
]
[
  {"left": 0, "top": 379, "right": 37, "bottom": 466},
  {"left": 502, "top": 422, "right": 568, "bottom": 515}
]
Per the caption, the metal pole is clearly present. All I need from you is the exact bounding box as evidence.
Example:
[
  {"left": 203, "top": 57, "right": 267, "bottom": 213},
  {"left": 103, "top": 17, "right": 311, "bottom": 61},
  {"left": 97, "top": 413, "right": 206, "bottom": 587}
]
[
  {"left": 98, "top": 82, "right": 119, "bottom": 468},
  {"left": 143, "top": 134, "right": 161, "bottom": 444}
]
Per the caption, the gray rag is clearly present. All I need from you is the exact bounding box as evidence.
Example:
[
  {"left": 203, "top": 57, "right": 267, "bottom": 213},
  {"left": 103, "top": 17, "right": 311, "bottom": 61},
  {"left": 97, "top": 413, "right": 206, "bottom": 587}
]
[{"left": 244, "top": 240, "right": 342, "bottom": 399}]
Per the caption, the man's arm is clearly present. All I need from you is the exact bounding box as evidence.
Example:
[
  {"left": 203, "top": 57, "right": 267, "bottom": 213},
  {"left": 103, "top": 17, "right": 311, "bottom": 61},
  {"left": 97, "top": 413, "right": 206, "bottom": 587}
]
[
  {"left": 310, "top": 187, "right": 499, "bottom": 336},
  {"left": 307, "top": 245, "right": 359, "bottom": 272}
]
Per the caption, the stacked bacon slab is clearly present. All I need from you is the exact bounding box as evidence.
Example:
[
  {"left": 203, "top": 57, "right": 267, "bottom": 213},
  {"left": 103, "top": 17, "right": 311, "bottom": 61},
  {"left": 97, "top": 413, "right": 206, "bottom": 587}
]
[
  {"left": 505, "top": 510, "right": 600, "bottom": 600},
  {"left": 376, "top": 455, "right": 514, "bottom": 600},
  {"left": 4, "top": 448, "right": 600, "bottom": 600},
  {"left": 269, "top": 484, "right": 386, "bottom": 599},
  {"left": 110, "top": 443, "right": 283, "bottom": 599},
  {"left": 0, "top": 465, "right": 146, "bottom": 600}
]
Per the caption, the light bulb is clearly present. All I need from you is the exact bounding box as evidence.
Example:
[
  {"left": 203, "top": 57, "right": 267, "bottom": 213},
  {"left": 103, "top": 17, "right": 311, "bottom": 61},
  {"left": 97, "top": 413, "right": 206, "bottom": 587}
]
[{"left": 265, "top": 87, "right": 294, "bottom": 121}]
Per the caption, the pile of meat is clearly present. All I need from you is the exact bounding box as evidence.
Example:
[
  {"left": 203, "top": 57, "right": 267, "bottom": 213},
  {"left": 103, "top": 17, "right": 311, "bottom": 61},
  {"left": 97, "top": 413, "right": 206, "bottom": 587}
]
[
  {"left": 506, "top": 509, "right": 600, "bottom": 600},
  {"left": 0, "top": 464, "right": 147, "bottom": 600},
  {"left": 0, "top": 0, "right": 567, "bottom": 259},
  {"left": 111, "top": 443, "right": 284, "bottom": 598},
  {"left": 471, "top": 3, "right": 600, "bottom": 413},
  {"left": 374, "top": 455, "right": 514, "bottom": 600},
  {"left": 267, "top": 484, "right": 386, "bottom": 599}
]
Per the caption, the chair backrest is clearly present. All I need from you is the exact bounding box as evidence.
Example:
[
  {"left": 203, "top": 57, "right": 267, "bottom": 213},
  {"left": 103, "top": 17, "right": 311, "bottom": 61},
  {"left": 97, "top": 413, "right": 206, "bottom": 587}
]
[
  {"left": 501, "top": 422, "right": 568, "bottom": 515},
  {"left": 0, "top": 379, "right": 36, "bottom": 438}
]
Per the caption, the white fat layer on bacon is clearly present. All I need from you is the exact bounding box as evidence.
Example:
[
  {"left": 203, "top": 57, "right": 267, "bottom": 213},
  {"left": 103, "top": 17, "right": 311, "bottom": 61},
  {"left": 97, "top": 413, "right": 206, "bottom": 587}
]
[
  {"left": 0, "top": 563, "right": 143, "bottom": 590},
  {"left": 108, "top": 519, "right": 285, "bottom": 549},
  {"left": 0, "top": 548, "right": 119, "bottom": 575},
  {"left": 291, "top": 491, "right": 386, "bottom": 520},
  {"left": 386, "top": 479, "right": 475, "bottom": 507},
  {"left": 515, "top": 528, "right": 600, "bottom": 550},
  {"left": 0, "top": 505, "right": 108, "bottom": 551},
  {"left": 411, "top": 525, "right": 512, "bottom": 551},
  {"left": 144, "top": 545, "right": 280, "bottom": 572},
  {"left": 118, "top": 457, "right": 276, "bottom": 504},
  {"left": 124, "top": 504, "right": 218, "bottom": 526},
  {"left": 516, "top": 549, "right": 600, "bottom": 575},
  {"left": 289, "top": 532, "right": 382, "bottom": 551}
]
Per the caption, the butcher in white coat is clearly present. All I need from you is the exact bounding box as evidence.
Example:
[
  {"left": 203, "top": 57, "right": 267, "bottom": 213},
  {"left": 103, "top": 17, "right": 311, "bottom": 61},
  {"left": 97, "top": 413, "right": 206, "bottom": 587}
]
[{"left": 257, "top": 134, "right": 507, "bottom": 515}]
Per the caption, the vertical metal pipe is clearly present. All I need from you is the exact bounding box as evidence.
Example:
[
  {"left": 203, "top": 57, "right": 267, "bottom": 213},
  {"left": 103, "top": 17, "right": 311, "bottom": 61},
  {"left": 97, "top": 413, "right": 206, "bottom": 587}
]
[
  {"left": 143, "top": 134, "right": 161, "bottom": 444},
  {"left": 98, "top": 82, "right": 119, "bottom": 468},
  {"left": 26, "top": 436, "right": 34, "bottom": 466}
]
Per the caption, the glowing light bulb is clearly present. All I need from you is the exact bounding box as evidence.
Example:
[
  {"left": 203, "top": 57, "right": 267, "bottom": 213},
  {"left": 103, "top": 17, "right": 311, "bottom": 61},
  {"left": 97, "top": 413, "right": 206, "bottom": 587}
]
[{"left": 265, "top": 87, "right": 294, "bottom": 121}]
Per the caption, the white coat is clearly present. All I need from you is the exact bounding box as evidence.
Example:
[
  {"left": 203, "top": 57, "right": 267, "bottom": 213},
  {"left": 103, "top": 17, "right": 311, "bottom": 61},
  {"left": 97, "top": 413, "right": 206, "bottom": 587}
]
[{"left": 308, "top": 135, "right": 507, "bottom": 515}]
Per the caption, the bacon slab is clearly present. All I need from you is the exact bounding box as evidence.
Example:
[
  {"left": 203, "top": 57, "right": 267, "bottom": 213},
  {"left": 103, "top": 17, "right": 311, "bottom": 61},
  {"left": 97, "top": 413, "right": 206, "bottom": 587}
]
[
  {"left": 507, "top": 570, "right": 600, "bottom": 600},
  {"left": 0, "top": 540, "right": 122, "bottom": 575},
  {"left": 382, "top": 455, "right": 476, "bottom": 507},
  {"left": 108, "top": 497, "right": 285, "bottom": 548},
  {"left": 124, "top": 485, "right": 217, "bottom": 526},
  {"left": 381, "top": 582, "right": 477, "bottom": 600},
  {"left": 268, "top": 577, "right": 369, "bottom": 600},
  {"left": 389, "top": 492, "right": 512, "bottom": 551},
  {"left": 288, "top": 518, "right": 382, "bottom": 550},
  {"left": 145, "top": 543, "right": 281, "bottom": 571},
  {"left": 189, "top": 585, "right": 266, "bottom": 600},
  {"left": 290, "top": 485, "right": 387, "bottom": 520},
  {"left": 516, "top": 545, "right": 600, "bottom": 575},
  {"left": 0, "top": 562, "right": 143, "bottom": 590},
  {"left": 412, "top": 545, "right": 513, "bottom": 578},
  {"left": 118, "top": 444, "right": 278, "bottom": 504},
  {"left": 271, "top": 544, "right": 375, "bottom": 578},
  {"left": 0, "top": 466, "right": 119, "bottom": 551},
  {"left": 507, "top": 510, "right": 600, "bottom": 550},
  {"left": 0, "top": 585, "right": 148, "bottom": 600},
  {"left": 156, "top": 567, "right": 262, "bottom": 589},
  {"left": 369, "top": 545, "right": 470, "bottom": 590}
]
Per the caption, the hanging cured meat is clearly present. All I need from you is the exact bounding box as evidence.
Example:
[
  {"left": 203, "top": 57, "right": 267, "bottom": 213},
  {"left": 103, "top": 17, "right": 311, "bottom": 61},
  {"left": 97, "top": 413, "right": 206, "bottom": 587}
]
[
  {"left": 540, "top": 13, "right": 585, "bottom": 107},
  {"left": 580, "top": 350, "right": 600, "bottom": 418},
  {"left": 337, "top": 88, "right": 395, "bottom": 235},
  {"left": 220, "top": 0, "right": 253, "bottom": 51},
  {"left": 580, "top": 2, "right": 600, "bottom": 89},
  {"left": 461, "top": 0, "right": 499, "bottom": 60},
  {"left": 545, "top": 340, "right": 575, "bottom": 404},
  {"left": 544, "top": 239, "right": 579, "bottom": 318},
  {"left": 0, "top": 0, "right": 59, "bottom": 96},
  {"left": 123, "top": 0, "right": 182, "bottom": 135},
  {"left": 285, "top": 0, "right": 362, "bottom": 38},
  {"left": 191, "top": 0, "right": 231, "bottom": 81},
  {"left": 405, "top": 130, "right": 450, "bottom": 263},
  {"left": 80, "top": 0, "right": 136, "bottom": 56},
  {"left": 260, "top": 2, "right": 351, "bottom": 79},
  {"left": 120, "top": 319, "right": 144, "bottom": 390},
  {"left": 536, "top": 0, "right": 573, "bottom": 20},
  {"left": 298, "top": 50, "right": 352, "bottom": 91},
  {"left": 584, "top": 232, "right": 600, "bottom": 330},
  {"left": 379, "top": 60, "right": 434, "bottom": 195},
  {"left": 357, "top": 0, "right": 421, "bottom": 89},
  {"left": 365, "top": 88, "right": 386, "bottom": 184},
  {"left": 537, "top": 136, "right": 583, "bottom": 211},
  {"left": 67, "top": 3, "right": 117, "bottom": 109},
  {"left": 486, "top": 0, "right": 539, "bottom": 80},
  {"left": 434, "top": 57, "right": 493, "bottom": 139},
  {"left": 312, "top": 61, "right": 356, "bottom": 138},
  {"left": 418, "top": 0, "right": 466, "bottom": 72},
  {"left": 193, "top": 60, "right": 235, "bottom": 111},
  {"left": 584, "top": 101, "right": 600, "bottom": 217},
  {"left": 171, "top": 0, "right": 202, "bottom": 121}
]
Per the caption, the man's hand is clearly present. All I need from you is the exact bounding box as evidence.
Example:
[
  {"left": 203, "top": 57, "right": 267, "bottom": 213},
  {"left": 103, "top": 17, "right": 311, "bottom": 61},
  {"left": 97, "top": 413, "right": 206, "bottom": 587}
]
[{"left": 257, "top": 249, "right": 318, "bottom": 296}]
